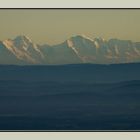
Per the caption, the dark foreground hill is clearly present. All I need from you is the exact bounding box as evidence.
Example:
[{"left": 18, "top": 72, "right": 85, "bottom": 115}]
[
  {"left": 0, "top": 63, "right": 140, "bottom": 83},
  {"left": 0, "top": 63, "right": 140, "bottom": 130}
]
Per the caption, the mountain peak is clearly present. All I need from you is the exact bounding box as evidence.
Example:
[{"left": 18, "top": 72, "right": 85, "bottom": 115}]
[
  {"left": 70, "top": 34, "right": 105, "bottom": 43},
  {"left": 81, "top": 34, "right": 95, "bottom": 42},
  {"left": 14, "top": 35, "right": 32, "bottom": 44},
  {"left": 69, "top": 34, "right": 94, "bottom": 42}
]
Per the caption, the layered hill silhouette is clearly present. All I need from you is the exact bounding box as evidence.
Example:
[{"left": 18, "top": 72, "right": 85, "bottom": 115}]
[
  {"left": 0, "top": 63, "right": 140, "bottom": 83},
  {"left": 0, "top": 63, "right": 140, "bottom": 130}
]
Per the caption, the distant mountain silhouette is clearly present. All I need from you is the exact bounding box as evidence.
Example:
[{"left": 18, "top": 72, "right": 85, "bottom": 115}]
[{"left": 1, "top": 35, "right": 140, "bottom": 64}]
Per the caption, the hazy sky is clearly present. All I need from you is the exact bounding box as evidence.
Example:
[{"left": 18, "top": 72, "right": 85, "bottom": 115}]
[{"left": 0, "top": 9, "right": 140, "bottom": 45}]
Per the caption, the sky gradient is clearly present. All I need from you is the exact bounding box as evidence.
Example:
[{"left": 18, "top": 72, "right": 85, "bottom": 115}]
[{"left": 0, "top": 9, "right": 140, "bottom": 45}]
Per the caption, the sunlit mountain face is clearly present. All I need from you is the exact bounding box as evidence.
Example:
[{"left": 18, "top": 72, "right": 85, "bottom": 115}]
[{"left": 0, "top": 35, "right": 140, "bottom": 65}]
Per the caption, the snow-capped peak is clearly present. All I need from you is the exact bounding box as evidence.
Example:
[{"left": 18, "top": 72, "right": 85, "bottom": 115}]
[
  {"left": 81, "top": 34, "right": 94, "bottom": 42},
  {"left": 69, "top": 34, "right": 95, "bottom": 43},
  {"left": 12, "top": 35, "right": 35, "bottom": 51},
  {"left": 1, "top": 35, "right": 45, "bottom": 64},
  {"left": 14, "top": 35, "right": 33, "bottom": 44}
]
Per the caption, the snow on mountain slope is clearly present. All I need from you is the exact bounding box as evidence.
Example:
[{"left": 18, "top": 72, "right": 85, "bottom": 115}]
[
  {"left": 40, "top": 40, "right": 82, "bottom": 64},
  {"left": 1, "top": 35, "right": 140, "bottom": 65},
  {"left": 2, "top": 35, "right": 44, "bottom": 64},
  {"left": 0, "top": 41, "right": 27, "bottom": 65}
]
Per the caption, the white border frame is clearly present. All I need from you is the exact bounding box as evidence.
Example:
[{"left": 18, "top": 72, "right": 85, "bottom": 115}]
[{"left": 0, "top": 0, "right": 140, "bottom": 139}]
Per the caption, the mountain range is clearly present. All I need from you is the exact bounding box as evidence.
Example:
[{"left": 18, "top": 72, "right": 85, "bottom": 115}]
[{"left": 0, "top": 35, "right": 140, "bottom": 65}]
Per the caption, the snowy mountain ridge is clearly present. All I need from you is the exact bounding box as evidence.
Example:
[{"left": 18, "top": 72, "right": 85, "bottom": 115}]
[{"left": 0, "top": 35, "right": 140, "bottom": 65}]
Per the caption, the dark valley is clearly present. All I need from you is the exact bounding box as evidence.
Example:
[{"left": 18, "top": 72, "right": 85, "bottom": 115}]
[{"left": 0, "top": 63, "right": 140, "bottom": 130}]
